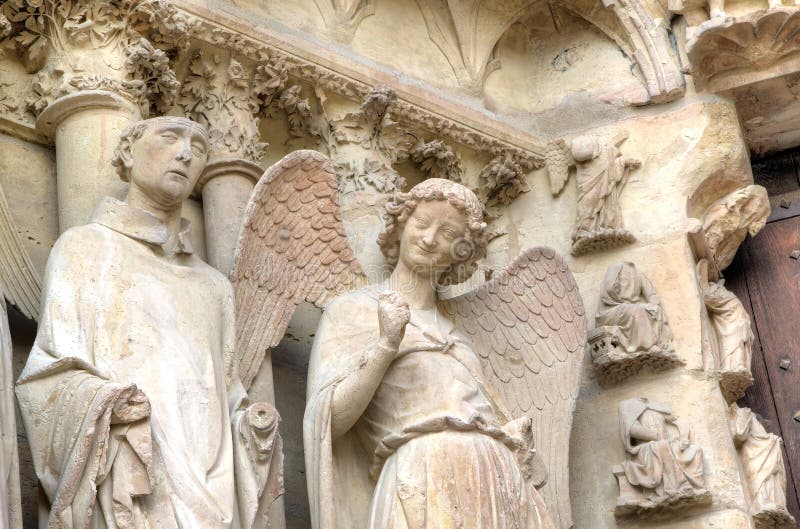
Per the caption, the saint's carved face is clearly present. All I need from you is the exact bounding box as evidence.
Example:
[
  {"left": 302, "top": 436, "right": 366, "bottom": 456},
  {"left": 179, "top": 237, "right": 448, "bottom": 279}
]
[
  {"left": 398, "top": 200, "right": 467, "bottom": 280},
  {"left": 129, "top": 119, "right": 209, "bottom": 208}
]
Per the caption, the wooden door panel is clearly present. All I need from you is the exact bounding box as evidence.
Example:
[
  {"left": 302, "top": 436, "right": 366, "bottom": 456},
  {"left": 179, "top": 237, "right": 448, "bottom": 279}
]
[
  {"left": 727, "top": 253, "right": 800, "bottom": 519},
  {"left": 740, "top": 217, "right": 800, "bottom": 508}
]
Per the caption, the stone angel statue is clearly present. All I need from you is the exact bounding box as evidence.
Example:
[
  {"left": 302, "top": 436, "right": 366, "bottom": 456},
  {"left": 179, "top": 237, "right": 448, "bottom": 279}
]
[
  {"left": 256, "top": 176, "right": 587, "bottom": 529},
  {"left": 544, "top": 132, "right": 640, "bottom": 255}
]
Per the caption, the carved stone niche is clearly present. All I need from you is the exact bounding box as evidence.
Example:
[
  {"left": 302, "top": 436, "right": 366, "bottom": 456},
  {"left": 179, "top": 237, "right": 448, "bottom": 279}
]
[
  {"left": 688, "top": 185, "right": 770, "bottom": 281},
  {"left": 589, "top": 262, "right": 684, "bottom": 385},
  {"left": 613, "top": 398, "right": 712, "bottom": 518}
]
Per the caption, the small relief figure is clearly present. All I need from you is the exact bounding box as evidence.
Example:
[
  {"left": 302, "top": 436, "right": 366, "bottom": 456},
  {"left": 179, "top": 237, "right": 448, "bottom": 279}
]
[
  {"left": 702, "top": 279, "right": 755, "bottom": 402},
  {"left": 729, "top": 404, "right": 796, "bottom": 529},
  {"left": 588, "top": 262, "right": 683, "bottom": 385},
  {"left": 613, "top": 398, "right": 711, "bottom": 517},
  {"left": 302, "top": 179, "right": 589, "bottom": 529},
  {"left": 545, "top": 132, "right": 641, "bottom": 256}
]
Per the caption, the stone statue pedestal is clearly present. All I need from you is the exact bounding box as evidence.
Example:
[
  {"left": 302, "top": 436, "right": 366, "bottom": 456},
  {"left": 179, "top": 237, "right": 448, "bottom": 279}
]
[
  {"left": 613, "top": 464, "right": 712, "bottom": 519},
  {"left": 719, "top": 367, "right": 754, "bottom": 403},
  {"left": 589, "top": 326, "right": 685, "bottom": 385},
  {"left": 572, "top": 228, "right": 636, "bottom": 256}
]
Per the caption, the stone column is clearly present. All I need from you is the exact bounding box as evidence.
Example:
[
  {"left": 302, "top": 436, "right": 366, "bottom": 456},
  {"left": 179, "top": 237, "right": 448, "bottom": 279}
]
[
  {"left": 38, "top": 91, "right": 141, "bottom": 231},
  {"left": 196, "top": 158, "right": 261, "bottom": 276},
  {"left": 175, "top": 46, "right": 289, "bottom": 274},
  {"left": 0, "top": 0, "right": 186, "bottom": 232}
]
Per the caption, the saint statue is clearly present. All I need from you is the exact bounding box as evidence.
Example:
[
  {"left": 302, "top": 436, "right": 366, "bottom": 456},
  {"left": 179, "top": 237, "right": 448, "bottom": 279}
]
[
  {"left": 303, "top": 178, "right": 588, "bottom": 529},
  {"left": 613, "top": 398, "right": 709, "bottom": 517},
  {"left": 703, "top": 280, "right": 754, "bottom": 401},
  {"left": 729, "top": 404, "right": 795, "bottom": 528},
  {"left": 15, "top": 117, "right": 283, "bottom": 529}
]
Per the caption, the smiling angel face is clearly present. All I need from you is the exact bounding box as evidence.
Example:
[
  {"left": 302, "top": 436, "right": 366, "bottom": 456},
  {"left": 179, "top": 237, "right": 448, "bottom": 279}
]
[
  {"left": 398, "top": 200, "right": 469, "bottom": 282},
  {"left": 378, "top": 178, "right": 488, "bottom": 286}
]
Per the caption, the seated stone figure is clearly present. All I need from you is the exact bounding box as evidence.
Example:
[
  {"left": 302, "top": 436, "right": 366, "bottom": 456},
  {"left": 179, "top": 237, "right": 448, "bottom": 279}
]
[
  {"left": 15, "top": 117, "right": 282, "bottom": 529},
  {"left": 614, "top": 398, "right": 710, "bottom": 517},
  {"left": 589, "top": 262, "right": 682, "bottom": 384}
]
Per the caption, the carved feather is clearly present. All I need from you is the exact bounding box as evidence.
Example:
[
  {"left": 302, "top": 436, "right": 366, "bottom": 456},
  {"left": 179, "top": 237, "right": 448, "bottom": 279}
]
[
  {"left": 439, "top": 247, "right": 587, "bottom": 529},
  {"left": 231, "top": 150, "right": 368, "bottom": 389},
  {"left": 544, "top": 139, "right": 573, "bottom": 196},
  {"left": 0, "top": 180, "right": 41, "bottom": 321}
]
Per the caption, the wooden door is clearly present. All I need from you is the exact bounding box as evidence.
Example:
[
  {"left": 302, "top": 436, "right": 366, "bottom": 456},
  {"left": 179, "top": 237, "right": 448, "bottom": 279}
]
[{"left": 725, "top": 151, "right": 800, "bottom": 523}]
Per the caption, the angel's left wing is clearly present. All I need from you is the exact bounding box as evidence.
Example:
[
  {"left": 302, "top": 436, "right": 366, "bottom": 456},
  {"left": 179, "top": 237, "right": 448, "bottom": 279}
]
[
  {"left": 439, "top": 246, "right": 587, "bottom": 529},
  {"left": 231, "top": 150, "right": 368, "bottom": 390}
]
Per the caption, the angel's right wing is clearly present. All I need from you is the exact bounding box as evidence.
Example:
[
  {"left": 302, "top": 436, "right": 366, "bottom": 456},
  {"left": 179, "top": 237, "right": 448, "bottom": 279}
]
[
  {"left": 231, "top": 150, "right": 368, "bottom": 389},
  {"left": 545, "top": 139, "right": 573, "bottom": 196}
]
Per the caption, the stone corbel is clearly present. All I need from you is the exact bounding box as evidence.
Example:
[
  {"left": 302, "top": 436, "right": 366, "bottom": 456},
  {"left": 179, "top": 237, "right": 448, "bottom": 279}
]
[{"left": 0, "top": 0, "right": 189, "bottom": 231}]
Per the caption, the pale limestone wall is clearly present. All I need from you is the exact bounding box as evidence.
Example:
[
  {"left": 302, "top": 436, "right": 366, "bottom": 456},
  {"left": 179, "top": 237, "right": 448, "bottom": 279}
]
[{"left": 0, "top": 0, "right": 777, "bottom": 528}]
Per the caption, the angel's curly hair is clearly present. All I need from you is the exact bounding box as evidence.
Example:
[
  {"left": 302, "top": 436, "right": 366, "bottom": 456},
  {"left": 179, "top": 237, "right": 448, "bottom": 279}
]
[
  {"left": 111, "top": 117, "right": 210, "bottom": 182},
  {"left": 378, "top": 178, "right": 488, "bottom": 286}
]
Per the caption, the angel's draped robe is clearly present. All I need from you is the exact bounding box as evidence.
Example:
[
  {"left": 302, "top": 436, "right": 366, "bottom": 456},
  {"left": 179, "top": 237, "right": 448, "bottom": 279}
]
[
  {"left": 304, "top": 286, "right": 553, "bottom": 529},
  {"left": 16, "top": 198, "right": 268, "bottom": 529}
]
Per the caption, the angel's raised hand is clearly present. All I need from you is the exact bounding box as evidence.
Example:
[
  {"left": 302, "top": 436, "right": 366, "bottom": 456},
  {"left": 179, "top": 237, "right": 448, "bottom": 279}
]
[{"left": 377, "top": 291, "right": 410, "bottom": 350}]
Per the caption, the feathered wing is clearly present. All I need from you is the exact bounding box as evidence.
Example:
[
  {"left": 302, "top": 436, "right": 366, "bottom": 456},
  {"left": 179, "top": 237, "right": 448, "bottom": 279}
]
[
  {"left": 231, "top": 150, "right": 368, "bottom": 389},
  {"left": 439, "top": 247, "right": 587, "bottom": 529},
  {"left": 544, "top": 139, "right": 573, "bottom": 196},
  {"left": 0, "top": 180, "right": 41, "bottom": 321}
]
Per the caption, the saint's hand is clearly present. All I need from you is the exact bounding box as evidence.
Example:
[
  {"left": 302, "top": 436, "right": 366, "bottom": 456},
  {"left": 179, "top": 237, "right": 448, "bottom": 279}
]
[
  {"left": 245, "top": 402, "right": 281, "bottom": 463},
  {"left": 378, "top": 290, "right": 410, "bottom": 350},
  {"left": 111, "top": 386, "right": 151, "bottom": 424}
]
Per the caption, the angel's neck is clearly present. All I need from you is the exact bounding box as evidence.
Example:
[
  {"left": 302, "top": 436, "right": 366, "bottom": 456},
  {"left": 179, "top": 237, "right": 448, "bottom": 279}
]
[{"left": 389, "top": 265, "right": 438, "bottom": 310}]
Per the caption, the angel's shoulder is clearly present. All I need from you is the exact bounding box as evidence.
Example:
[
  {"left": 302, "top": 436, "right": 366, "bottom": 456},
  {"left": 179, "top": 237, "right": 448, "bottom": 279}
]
[{"left": 324, "top": 285, "right": 380, "bottom": 316}]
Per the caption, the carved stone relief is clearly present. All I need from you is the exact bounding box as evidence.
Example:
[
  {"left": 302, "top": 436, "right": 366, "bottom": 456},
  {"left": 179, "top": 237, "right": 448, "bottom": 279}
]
[
  {"left": 673, "top": 1, "right": 800, "bottom": 92},
  {"left": 729, "top": 404, "right": 796, "bottom": 529},
  {"left": 326, "top": 85, "right": 417, "bottom": 194},
  {"left": 688, "top": 185, "right": 770, "bottom": 280},
  {"left": 174, "top": 47, "right": 288, "bottom": 164},
  {"left": 613, "top": 397, "right": 711, "bottom": 517},
  {"left": 589, "top": 262, "right": 683, "bottom": 385},
  {"left": 545, "top": 132, "right": 641, "bottom": 255},
  {"left": 0, "top": 0, "right": 188, "bottom": 120}
]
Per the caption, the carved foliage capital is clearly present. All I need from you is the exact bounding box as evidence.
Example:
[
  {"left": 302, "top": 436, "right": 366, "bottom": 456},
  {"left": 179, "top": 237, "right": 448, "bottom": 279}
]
[
  {"left": 0, "top": 0, "right": 188, "bottom": 118},
  {"left": 175, "top": 47, "right": 290, "bottom": 162}
]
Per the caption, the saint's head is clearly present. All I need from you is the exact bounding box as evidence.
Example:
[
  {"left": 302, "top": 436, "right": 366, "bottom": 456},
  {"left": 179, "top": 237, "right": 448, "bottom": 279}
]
[
  {"left": 377, "top": 178, "right": 488, "bottom": 286},
  {"left": 112, "top": 117, "right": 210, "bottom": 209}
]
